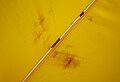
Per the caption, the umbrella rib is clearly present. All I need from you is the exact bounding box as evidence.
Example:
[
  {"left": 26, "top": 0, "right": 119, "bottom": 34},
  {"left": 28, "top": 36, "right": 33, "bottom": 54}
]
[{"left": 22, "top": 0, "right": 96, "bottom": 81}]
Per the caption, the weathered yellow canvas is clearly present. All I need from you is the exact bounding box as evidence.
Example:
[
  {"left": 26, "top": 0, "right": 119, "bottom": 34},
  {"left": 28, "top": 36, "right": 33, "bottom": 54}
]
[{"left": 0, "top": 0, "right": 120, "bottom": 82}]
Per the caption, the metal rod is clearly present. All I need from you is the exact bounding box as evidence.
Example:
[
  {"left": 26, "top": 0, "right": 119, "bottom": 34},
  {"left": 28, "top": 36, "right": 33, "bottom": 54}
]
[{"left": 22, "top": 0, "right": 96, "bottom": 81}]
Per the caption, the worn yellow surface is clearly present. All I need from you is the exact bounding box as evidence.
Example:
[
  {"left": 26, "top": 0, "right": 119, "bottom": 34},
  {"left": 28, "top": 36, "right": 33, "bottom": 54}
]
[{"left": 0, "top": 0, "right": 120, "bottom": 82}]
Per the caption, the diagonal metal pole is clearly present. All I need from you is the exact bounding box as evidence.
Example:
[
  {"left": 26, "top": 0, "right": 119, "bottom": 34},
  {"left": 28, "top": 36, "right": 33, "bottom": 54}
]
[{"left": 22, "top": 0, "right": 96, "bottom": 81}]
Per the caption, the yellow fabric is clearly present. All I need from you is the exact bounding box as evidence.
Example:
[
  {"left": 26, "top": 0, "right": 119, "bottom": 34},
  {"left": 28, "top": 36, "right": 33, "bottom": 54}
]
[{"left": 0, "top": 0, "right": 120, "bottom": 82}]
